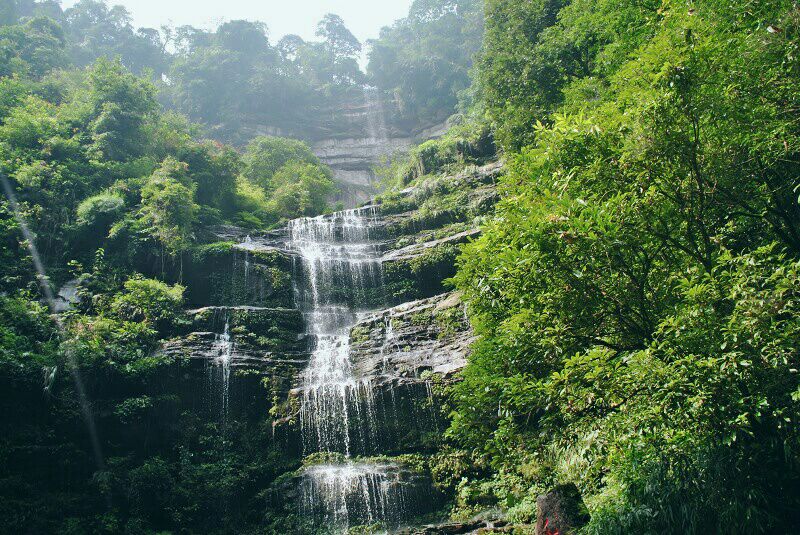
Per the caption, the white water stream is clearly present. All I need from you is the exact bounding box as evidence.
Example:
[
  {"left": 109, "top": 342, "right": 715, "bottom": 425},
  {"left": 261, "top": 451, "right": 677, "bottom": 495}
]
[
  {"left": 289, "top": 207, "right": 418, "bottom": 531},
  {"left": 213, "top": 318, "right": 233, "bottom": 421},
  {"left": 301, "top": 463, "right": 411, "bottom": 531},
  {"left": 290, "top": 207, "right": 383, "bottom": 456},
  {"left": 363, "top": 85, "right": 389, "bottom": 147}
]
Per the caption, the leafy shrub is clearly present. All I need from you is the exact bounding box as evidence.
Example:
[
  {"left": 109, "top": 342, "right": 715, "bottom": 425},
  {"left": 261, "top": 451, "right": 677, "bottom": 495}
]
[
  {"left": 76, "top": 191, "right": 125, "bottom": 227},
  {"left": 267, "top": 161, "right": 336, "bottom": 220},
  {"left": 109, "top": 277, "right": 185, "bottom": 334},
  {"left": 242, "top": 136, "right": 321, "bottom": 191},
  {"left": 0, "top": 294, "right": 58, "bottom": 365}
]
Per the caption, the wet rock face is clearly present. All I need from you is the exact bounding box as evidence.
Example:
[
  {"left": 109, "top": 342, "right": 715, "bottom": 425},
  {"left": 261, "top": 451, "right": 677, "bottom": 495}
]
[
  {"left": 375, "top": 162, "right": 504, "bottom": 304},
  {"left": 312, "top": 120, "right": 450, "bottom": 205},
  {"left": 161, "top": 306, "right": 309, "bottom": 385},
  {"left": 535, "top": 484, "right": 590, "bottom": 535},
  {"left": 267, "top": 458, "right": 446, "bottom": 532},
  {"left": 306, "top": 88, "right": 450, "bottom": 206},
  {"left": 281, "top": 291, "right": 472, "bottom": 455},
  {"left": 215, "top": 163, "right": 504, "bottom": 311},
  {"left": 349, "top": 293, "right": 474, "bottom": 388},
  {"left": 158, "top": 306, "right": 309, "bottom": 450},
  {"left": 381, "top": 231, "right": 475, "bottom": 305},
  {"left": 313, "top": 136, "right": 413, "bottom": 185},
  {"left": 377, "top": 161, "right": 504, "bottom": 239},
  {"left": 183, "top": 242, "right": 294, "bottom": 309}
]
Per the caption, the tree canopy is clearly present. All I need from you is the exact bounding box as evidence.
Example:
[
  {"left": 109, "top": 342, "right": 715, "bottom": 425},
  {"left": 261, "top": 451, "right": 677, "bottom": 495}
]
[
  {"left": 367, "top": 0, "right": 483, "bottom": 128},
  {"left": 446, "top": 0, "right": 800, "bottom": 531}
]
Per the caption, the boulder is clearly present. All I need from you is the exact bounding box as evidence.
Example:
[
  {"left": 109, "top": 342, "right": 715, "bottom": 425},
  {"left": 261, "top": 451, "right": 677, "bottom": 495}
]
[{"left": 535, "top": 484, "right": 590, "bottom": 535}]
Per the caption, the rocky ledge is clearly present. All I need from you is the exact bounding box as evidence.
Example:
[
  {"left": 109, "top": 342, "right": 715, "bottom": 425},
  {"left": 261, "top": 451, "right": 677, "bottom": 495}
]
[
  {"left": 401, "top": 520, "right": 512, "bottom": 535},
  {"left": 382, "top": 228, "right": 481, "bottom": 263},
  {"left": 160, "top": 306, "right": 309, "bottom": 390},
  {"left": 349, "top": 292, "right": 473, "bottom": 388},
  {"left": 377, "top": 161, "right": 503, "bottom": 240}
]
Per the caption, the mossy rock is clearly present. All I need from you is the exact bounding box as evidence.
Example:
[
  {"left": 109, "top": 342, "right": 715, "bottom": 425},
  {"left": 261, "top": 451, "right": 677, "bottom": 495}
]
[{"left": 182, "top": 242, "right": 294, "bottom": 308}]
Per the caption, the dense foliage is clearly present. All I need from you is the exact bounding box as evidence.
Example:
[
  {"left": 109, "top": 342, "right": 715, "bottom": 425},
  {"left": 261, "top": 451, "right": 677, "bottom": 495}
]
[
  {"left": 0, "top": 55, "right": 335, "bottom": 276},
  {"left": 0, "top": 6, "right": 339, "bottom": 531},
  {"left": 367, "top": 0, "right": 483, "bottom": 128},
  {"left": 163, "top": 16, "right": 364, "bottom": 143},
  {"left": 2, "top": 0, "right": 483, "bottom": 143},
  {"left": 448, "top": 0, "right": 800, "bottom": 531}
]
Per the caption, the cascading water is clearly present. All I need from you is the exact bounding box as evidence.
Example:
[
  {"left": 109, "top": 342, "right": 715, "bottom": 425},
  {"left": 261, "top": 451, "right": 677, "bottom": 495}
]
[
  {"left": 291, "top": 207, "right": 383, "bottom": 456},
  {"left": 243, "top": 235, "right": 252, "bottom": 284},
  {"left": 363, "top": 86, "right": 389, "bottom": 146},
  {"left": 211, "top": 317, "right": 234, "bottom": 421},
  {"left": 301, "top": 463, "right": 414, "bottom": 531},
  {"left": 381, "top": 319, "right": 395, "bottom": 374},
  {"left": 290, "top": 207, "right": 418, "bottom": 532}
]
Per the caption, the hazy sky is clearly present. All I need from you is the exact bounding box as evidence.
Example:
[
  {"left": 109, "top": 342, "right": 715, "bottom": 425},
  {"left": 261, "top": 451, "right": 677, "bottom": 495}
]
[{"left": 61, "top": 0, "right": 415, "bottom": 45}]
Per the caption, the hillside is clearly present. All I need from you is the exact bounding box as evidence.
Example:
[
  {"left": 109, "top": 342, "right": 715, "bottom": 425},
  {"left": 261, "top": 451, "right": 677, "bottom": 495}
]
[{"left": 2, "top": 0, "right": 800, "bottom": 534}]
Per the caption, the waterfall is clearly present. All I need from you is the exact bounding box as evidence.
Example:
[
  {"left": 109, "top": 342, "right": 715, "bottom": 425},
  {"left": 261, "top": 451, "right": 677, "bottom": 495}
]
[
  {"left": 211, "top": 316, "right": 234, "bottom": 421},
  {"left": 290, "top": 207, "right": 383, "bottom": 455},
  {"left": 380, "top": 318, "right": 395, "bottom": 374},
  {"left": 301, "top": 463, "right": 413, "bottom": 532},
  {"left": 290, "top": 206, "right": 420, "bottom": 532},
  {"left": 363, "top": 86, "right": 389, "bottom": 147},
  {"left": 243, "top": 235, "right": 252, "bottom": 284}
]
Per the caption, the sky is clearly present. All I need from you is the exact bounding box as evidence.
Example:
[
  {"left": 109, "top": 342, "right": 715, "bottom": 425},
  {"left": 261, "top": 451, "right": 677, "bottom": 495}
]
[{"left": 61, "top": 0, "right": 415, "bottom": 45}]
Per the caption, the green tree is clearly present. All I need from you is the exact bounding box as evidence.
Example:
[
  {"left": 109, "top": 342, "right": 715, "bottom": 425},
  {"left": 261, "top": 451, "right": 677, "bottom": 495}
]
[
  {"left": 449, "top": 0, "right": 800, "bottom": 530},
  {"left": 109, "top": 276, "right": 184, "bottom": 334},
  {"left": 0, "top": 16, "right": 67, "bottom": 78},
  {"left": 316, "top": 13, "right": 361, "bottom": 59},
  {"left": 63, "top": 0, "right": 168, "bottom": 76},
  {"left": 367, "top": 0, "right": 483, "bottom": 126},
  {"left": 137, "top": 158, "right": 198, "bottom": 255},
  {"left": 178, "top": 141, "right": 240, "bottom": 214},
  {"left": 76, "top": 190, "right": 125, "bottom": 228},
  {"left": 81, "top": 57, "right": 158, "bottom": 161},
  {"left": 268, "top": 161, "right": 335, "bottom": 219},
  {"left": 241, "top": 135, "right": 321, "bottom": 192}
]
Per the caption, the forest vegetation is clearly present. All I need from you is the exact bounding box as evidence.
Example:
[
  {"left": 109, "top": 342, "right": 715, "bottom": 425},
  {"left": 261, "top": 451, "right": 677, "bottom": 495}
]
[
  {"left": 0, "top": 0, "right": 799, "bottom": 533},
  {"left": 446, "top": 0, "right": 800, "bottom": 531}
]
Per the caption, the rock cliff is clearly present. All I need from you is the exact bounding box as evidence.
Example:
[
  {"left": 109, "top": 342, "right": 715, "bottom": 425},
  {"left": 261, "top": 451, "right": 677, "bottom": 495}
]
[
  {"left": 246, "top": 86, "right": 452, "bottom": 205},
  {"left": 153, "top": 157, "right": 503, "bottom": 531}
]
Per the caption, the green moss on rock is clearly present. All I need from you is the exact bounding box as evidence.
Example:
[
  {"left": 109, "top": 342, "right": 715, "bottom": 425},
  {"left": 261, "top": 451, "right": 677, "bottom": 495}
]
[{"left": 183, "top": 242, "right": 294, "bottom": 308}]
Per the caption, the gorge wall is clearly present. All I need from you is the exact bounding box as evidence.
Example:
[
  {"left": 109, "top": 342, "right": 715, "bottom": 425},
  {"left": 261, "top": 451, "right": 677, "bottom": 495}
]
[
  {"left": 156, "top": 161, "right": 502, "bottom": 532},
  {"left": 248, "top": 86, "right": 450, "bottom": 205}
]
